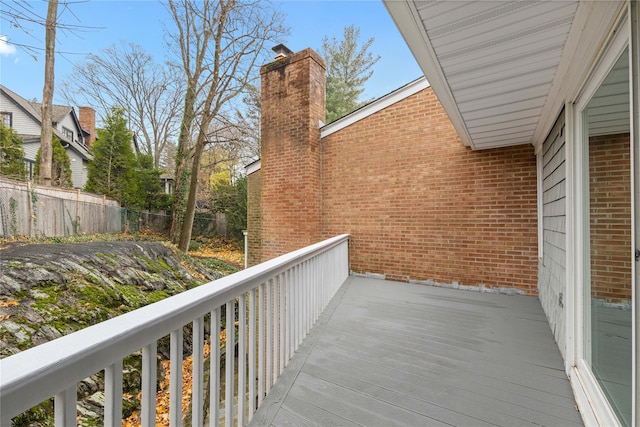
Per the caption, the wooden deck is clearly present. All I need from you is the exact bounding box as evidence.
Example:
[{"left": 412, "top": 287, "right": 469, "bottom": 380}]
[{"left": 250, "top": 275, "right": 583, "bottom": 426}]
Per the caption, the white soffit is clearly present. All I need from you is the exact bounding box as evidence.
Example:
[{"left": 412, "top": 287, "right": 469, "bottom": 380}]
[{"left": 384, "top": 0, "right": 579, "bottom": 150}]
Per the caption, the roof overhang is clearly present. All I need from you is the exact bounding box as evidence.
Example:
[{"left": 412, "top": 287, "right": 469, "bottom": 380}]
[{"left": 384, "top": 0, "right": 580, "bottom": 150}]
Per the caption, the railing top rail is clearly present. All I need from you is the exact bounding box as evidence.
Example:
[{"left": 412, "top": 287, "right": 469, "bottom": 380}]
[{"left": 0, "top": 234, "right": 349, "bottom": 419}]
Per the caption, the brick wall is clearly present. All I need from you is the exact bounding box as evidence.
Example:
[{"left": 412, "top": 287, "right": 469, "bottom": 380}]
[
  {"left": 247, "top": 169, "right": 262, "bottom": 266},
  {"left": 259, "top": 48, "right": 326, "bottom": 261},
  {"left": 250, "top": 47, "right": 539, "bottom": 294},
  {"left": 589, "top": 133, "right": 632, "bottom": 303},
  {"left": 321, "top": 88, "right": 539, "bottom": 294},
  {"left": 78, "top": 106, "right": 96, "bottom": 146}
]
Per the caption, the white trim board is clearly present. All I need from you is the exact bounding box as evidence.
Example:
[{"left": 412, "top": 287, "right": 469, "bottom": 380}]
[
  {"left": 245, "top": 160, "right": 261, "bottom": 175},
  {"left": 320, "top": 77, "right": 430, "bottom": 138}
]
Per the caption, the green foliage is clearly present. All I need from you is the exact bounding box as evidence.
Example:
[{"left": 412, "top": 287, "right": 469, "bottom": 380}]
[
  {"left": 132, "top": 153, "right": 171, "bottom": 211},
  {"left": 211, "top": 176, "right": 247, "bottom": 243},
  {"left": 85, "top": 108, "right": 137, "bottom": 206},
  {"left": 321, "top": 25, "right": 381, "bottom": 124},
  {"left": 195, "top": 257, "right": 239, "bottom": 275},
  {"left": 34, "top": 134, "right": 73, "bottom": 188},
  {"left": 0, "top": 123, "right": 26, "bottom": 179}
]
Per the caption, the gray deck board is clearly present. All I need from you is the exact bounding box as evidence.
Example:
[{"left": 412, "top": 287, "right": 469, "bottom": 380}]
[{"left": 250, "top": 276, "right": 583, "bottom": 427}]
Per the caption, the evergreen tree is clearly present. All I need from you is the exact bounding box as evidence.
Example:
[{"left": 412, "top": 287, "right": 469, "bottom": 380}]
[
  {"left": 85, "top": 108, "right": 137, "bottom": 205},
  {"left": 34, "top": 134, "right": 73, "bottom": 187},
  {"left": 0, "top": 123, "right": 27, "bottom": 179},
  {"left": 321, "top": 25, "right": 381, "bottom": 124},
  {"left": 211, "top": 176, "right": 247, "bottom": 243},
  {"left": 134, "top": 153, "right": 171, "bottom": 211}
]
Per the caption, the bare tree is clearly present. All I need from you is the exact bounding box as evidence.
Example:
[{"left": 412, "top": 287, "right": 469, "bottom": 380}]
[
  {"left": 38, "top": 0, "right": 58, "bottom": 186},
  {"left": 61, "top": 41, "right": 183, "bottom": 169},
  {"left": 167, "top": 0, "right": 285, "bottom": 251}
]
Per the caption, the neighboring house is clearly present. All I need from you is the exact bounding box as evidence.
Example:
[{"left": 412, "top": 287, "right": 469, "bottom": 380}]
[
  {"left": 249, "top": 0, "right": 638, "bottom": 424},
  {"left": 0, "top": 85, "right": 96, "bottom": 188},
  {"left": 160, "top": 173, "right": 174, "bottom": 195}
]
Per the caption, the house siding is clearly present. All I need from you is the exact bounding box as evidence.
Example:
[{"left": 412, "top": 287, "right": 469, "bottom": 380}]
[
  {"left": 68, "top": 150, "right": 86, "bottom": 189},
  {"left": 23, "top": 141, "right": 39, "bottom": 161},
  {"left": 537, "top": 112, "right": 567, "bottom": 357},
  {"left": 57, "top": 114, "right": 77, "bottom": 143},
  {"left": 0, "top": 92, "right": 40, "bottom": 136},
  {"left": 321, "top": 88, "right": 539, "bottom": 294}
]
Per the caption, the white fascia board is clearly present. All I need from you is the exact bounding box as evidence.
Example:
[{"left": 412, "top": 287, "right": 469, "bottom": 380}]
[
  {"left": 245, "top": 159, "right": 261, "bottom": 175},
  {"left": 383, "top": 0, "right": 475, "bottom": 149},
  {"left": 320, "top": 77, "right": 430, "bottom": 138}
]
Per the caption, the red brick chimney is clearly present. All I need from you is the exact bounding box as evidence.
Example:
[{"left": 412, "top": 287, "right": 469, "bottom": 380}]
[
  {"left": 258, "top": 46, "right": 326, "bottom": 261},
  {"left": 78, "top": 106, "right": 96, "bottom": 146}
]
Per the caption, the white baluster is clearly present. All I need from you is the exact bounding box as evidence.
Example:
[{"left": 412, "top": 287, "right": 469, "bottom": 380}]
[
  {"left": 193, "top": 317, "right": 204, "bottom": 426},
  {"left": 170, "top": 328, "right": 183, "bottom": 427},
  {"left": 225, "top": 300, "right": 235, "bottom": 427},
  {"left": 104, "top": 359, "right": 123, "bottom": 426},
  {"left": 210, "top": 308, "right": 220, "bottom": 427},
  {"left": 54, "top": 385, "right": 76, "bottom": 427},
  {"left": 142, "top": 342, "right": 157, "bottom": 427}
]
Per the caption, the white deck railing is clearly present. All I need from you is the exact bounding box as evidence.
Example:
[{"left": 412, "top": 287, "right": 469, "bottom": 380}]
[{"left": 0, "top": 234, "right": 349, "bottom": 426}]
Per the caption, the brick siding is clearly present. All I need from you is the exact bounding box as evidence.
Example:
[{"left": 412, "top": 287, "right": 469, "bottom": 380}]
[
  {"left": 589, "top": 133, "right": 632, "bottom": 303},
  {"left": 321, "top": 88, "right": 539, "bottom": 294},
  {"left": 251, "top": 48, "right": 539, "bottom": 294},
  {"left": 259, "top": 48, "right": 326, "bottom": 261}
]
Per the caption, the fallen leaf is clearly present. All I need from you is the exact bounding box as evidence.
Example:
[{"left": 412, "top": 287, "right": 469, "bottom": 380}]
[{"left": 0, "top": 300, "right": 19, "bottom": 308}]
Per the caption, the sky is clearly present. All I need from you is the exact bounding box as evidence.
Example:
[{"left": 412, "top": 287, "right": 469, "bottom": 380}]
[{"left": 0, "top": 0, "right": 422, "bottom": 106}]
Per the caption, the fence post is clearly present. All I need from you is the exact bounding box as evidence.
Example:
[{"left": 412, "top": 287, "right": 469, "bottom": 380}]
[
  {"left": 75, "top": 189, "right": 80, "bottom": 235},
  {"left": 26, "top": 181, "right": 33, "bottom": 238},
  {"left": 102, "top": 194, "right": 106, "bottom": 234},
  {"left": 61, "top": 198, "right": 66, "bottom": 237}
]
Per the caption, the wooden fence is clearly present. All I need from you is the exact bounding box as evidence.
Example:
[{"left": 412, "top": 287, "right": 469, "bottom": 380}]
[{"left": 0, "top": 176, "right": 122, "bottom": 238}]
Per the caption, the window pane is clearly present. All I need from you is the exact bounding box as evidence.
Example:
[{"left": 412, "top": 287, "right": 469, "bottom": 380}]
[{"left": 584, "top": 49, "right": 632, "bottom": 426}]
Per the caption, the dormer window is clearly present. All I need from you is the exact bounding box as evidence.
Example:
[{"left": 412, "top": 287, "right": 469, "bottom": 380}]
[
  {"left": 1, "top": 112, "right": 12, "bottom": 127},
  {"left": 62, "top": 126, "right": 73, "bottom": 140}
]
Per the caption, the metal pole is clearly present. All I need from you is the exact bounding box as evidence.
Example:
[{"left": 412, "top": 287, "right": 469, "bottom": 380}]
[{"left": 243, "top": 230, "right": 248, "bottom": 269}]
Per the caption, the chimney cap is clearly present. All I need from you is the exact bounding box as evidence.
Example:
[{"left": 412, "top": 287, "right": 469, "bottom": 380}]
[{"left": 272, "top": 44, "right": 294, "bottom": 59}]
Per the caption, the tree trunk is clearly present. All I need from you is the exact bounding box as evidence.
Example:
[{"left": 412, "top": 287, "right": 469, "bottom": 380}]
[
  {"left": 178, "top": 140, "right": 206, "bottom": 252},
  {"left": 39, "top": 0, "right": 58, "bottom": 187},
  {"left": 170, "top": 87, "right": 197, "bottom": 244}
]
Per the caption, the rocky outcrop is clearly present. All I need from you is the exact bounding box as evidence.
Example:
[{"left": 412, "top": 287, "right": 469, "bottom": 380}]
[
  {"left": 0, "top": 241, "right": 222, "bottom": 357},
  {"left": 0, "top": 240, "right": 227, "bottom": 425}
]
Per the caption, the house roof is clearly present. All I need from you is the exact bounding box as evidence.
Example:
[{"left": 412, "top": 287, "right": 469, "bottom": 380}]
[
  {"left": 384, "top": 0, "right": 583, "bottom": 150},
  {"left": 0, "top": 85, "right": 92, "bottom": 160}
]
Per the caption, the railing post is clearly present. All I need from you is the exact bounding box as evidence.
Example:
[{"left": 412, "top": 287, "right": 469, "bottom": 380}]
[
  {"left": 170, "top": 328, "right": 183, "bottom": 427},
  {"left": 258, "top": 282, "right": 265, "bottom": 407},
  {"left": 54, "top": 386, "right": 76, "bottom": 427},
  {"left": 224, "top": 300, "right": 235, "bottom": 427},
  {"left": 192, "top": 317, "right": 204, "bottom": 426},
  {"left": 279, "top": 274, "right": 285, "bottom": 375},
  {"left": 238, "top": 293, "right": 247, "bottom": 425},
  {"left": 104, "top": 359, "right": 123, "bottom": 426},
  {"left": 142, "top": 342, "right": 157, "bottom": 427},
  {"left": 266, "top": 279, "right": 273, "bottom": 392},
  {"left": 248, "top": 288, "right": 257, "bottom": 421},
  {"left": 210, "top": 308, "right": 221, "bottom": 427}
]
